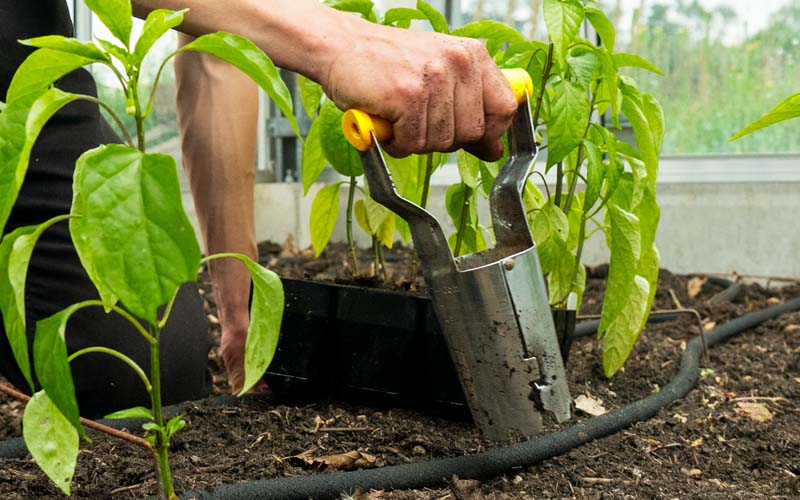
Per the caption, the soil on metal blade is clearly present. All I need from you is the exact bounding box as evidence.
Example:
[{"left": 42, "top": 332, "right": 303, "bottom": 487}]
[{"left": 0, "top": 242, "right": 798, "bottom": 500}]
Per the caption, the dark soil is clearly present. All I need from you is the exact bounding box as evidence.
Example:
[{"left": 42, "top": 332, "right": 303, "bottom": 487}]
[{"left": 1, "top": 242, "right": 799, "bottom": 500}]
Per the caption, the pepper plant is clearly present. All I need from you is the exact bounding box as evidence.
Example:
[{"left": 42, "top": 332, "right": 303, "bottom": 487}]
[
  {"left": 0, "top": 2, "right": 294, "bottom": 498},
  {"left": 303, "top": 0, "right": 665, "bottom": 378}
]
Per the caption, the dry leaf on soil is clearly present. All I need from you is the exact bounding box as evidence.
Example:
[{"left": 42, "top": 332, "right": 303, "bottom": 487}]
[
  {"left": 288, "top": 447, "right": 384, "bottom": 471},
  {"left": 687, "top": 277, "right": 708, "bottom": 298},
  {"left": 574, "top": 394, "right": 608, "bottom": 416},
  {"left": 734, "top": 402, "right": 773, "bottom": 422}
]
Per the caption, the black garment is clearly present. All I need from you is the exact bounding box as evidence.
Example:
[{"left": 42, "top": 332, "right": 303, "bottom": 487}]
[{"left": 0, "top": 0, "right": 212, "bottom": 417}]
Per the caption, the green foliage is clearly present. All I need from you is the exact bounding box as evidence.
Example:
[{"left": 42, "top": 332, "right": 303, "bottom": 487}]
[
  {"left": 0, "top": 2, "right": 296, "bottom": 497},
  {"left": 310, "top": 183, "right": 343, "bottom": 256},
  {"left": 730, "top": 93, "right": 800, "bottom": 141},
  {"left": 71, "top": 145, "right": 201, "bottom": 322},
  {"left": 23, "top": 391, "right": 79, "bottom": 495}
]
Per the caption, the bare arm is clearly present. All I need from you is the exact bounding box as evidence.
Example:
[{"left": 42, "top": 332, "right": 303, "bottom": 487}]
[{"left": 133, "top": 0, "right": 516, "bottom": 159}]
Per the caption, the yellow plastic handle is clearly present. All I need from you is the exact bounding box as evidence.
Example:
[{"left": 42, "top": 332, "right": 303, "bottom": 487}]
[{"left": 341, "top": 68, "right": 532, "bottom": 152}]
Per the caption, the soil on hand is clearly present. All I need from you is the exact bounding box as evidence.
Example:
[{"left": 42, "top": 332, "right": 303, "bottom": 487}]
[{"left": 0, "top": 242, "right": 798, "bottom": 499}]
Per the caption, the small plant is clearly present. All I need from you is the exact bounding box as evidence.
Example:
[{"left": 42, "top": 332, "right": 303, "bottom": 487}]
[
  {"left": 0, "top": 1, "right": 295, "bottom": 498},
  {"left": 303, "top": 0, "right": 664, "bottom": 378}
]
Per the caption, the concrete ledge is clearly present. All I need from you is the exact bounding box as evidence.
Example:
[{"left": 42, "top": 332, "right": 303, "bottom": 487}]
[{"left": 183, "top": 180, "right": 800, "bottom": 277}]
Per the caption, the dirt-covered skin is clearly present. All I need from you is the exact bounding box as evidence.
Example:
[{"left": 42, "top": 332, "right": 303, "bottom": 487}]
[{"left": 0, "top": 244, "right": 798, "bottom": 500}]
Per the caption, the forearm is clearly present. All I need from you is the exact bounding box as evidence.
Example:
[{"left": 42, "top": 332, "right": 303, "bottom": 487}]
[
  {"left": 132, "top": 0, "right": 355, "bottom": 83},
  {"left": 174, "top": 34, "right": 257, "bottom": 331}
]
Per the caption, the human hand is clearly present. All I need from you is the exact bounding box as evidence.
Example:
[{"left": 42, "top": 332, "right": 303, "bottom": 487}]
[{"left": 319, "top": 20, "right": 517, "bottom": 161}]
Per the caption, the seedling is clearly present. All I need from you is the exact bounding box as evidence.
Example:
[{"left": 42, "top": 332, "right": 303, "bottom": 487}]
[{"left": 0, "top": 2, "right": 295, "bottom": 498}]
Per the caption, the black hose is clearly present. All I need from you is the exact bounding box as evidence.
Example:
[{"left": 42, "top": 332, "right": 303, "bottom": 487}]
[{"left": 184, "top": 295, "right": 800, "bottom": 500}]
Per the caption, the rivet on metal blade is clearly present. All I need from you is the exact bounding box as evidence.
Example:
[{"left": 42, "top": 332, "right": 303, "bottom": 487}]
[{"left": 503, "top": 258, "right": 516, "bottom": 271}]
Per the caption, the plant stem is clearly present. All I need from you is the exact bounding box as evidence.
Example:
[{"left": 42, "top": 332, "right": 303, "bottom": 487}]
[
  {"left": 453, "top": 184, "right": 473, "bottom": 257},
  {"left": 371, "top": 235, "right": 380, "bottom": 279},
  {"left": 377, "top": 241, "right": 387, "bottom": 282},
  {"left": 148, "top": 324, "right": 176, "bottom": 500},
  {"left": 346, "top": 176, "right": 358, "bottom": 276},
  {"left": 554, "top": 162, "right": 563, "bottom": 207},
  {"left": 77, "top": 95, "right": 135, "bottom": 148},
  {"left": 68, "top": 347, "right": 152, "bottom": 393},
  {"left": 532, "top": 43, "right": 554, "bottom": 128},
  {"left": 412, "top": 154, "right": 435, "bottom": 277}
]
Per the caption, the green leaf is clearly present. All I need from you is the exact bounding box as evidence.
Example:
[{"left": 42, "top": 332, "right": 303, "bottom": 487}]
[
  {"left": 0, "top": 88, "right": 80, "bottom": 236},
  {"left": 317, "top": 100, "right": 364, "bottom": 176},
  {"left": 354, "top": 199, "right": 371, "bottom": 235},
  {"left": 298, "top": 75, "right": 323, "bottom": 120},
  {"left": 0, "top": 101, "right": 5, "bottom": 112},
  {"left": 104, "top": 406, "right": 154, "bottom": 420},
  {"left": 164, "top": 415, "right": 186, "bottom": 439},
  {"left": 620, "top": 78, "right": 658, "bottom": 190},
  {"left": 532, "top": 201, "right": 569, "bottom": 246},
  {"left": 19, "top": 36, "right": 110, "bottom": 63},
  {"left": 451, "top": 20, "right": 527, "bottom": 47},
  {"left": 180, "top": 32, "right": 299, "bottom": 137},
  {"left": 6, "top": 49, "right": 94, "bottom": 104},
  {"left": 23, "top": 391, "right": 79, "bottom": 495},
  {"left": 585, "top": 5, "right": 615, "bottom": 53},
  {"left": 85, "top": 0, "right": 133, "bottom": 48},
  {"left": 456, "top": 150, "right": 481, "bottom": 189},
  {"left": 729, "top": 93, "right": 800, "bottom": 141},
  {"left": 602, "top": 275, "right": 649, "bottom": 377},
  {"left": 95, "top": 37, "right": 131, "bottom": 65},
  {"left": 593, "top": 47, "right": 620, "bottom": 126},
  {"left": 445, "top": 183, "right": 477, "bottom": 226},
  {"left": 0, "top": 215, "right": 70, "bottom": 392},
  {"left": 546, "top": 80, "right": 590, "bottom": 167},
  {"left": 310, "top": 183, "right": 342, "bottom": 256},
  {"left": 548, "top": 244, "right": 577, "bottom": 306},
  {"left": 33, "top": 306, "right": 86, "bottom": 438},
  {"left": 582, "top": 138, "right": 604, "bottom": 210},
  {"left": 70, "top": 145, "right": 201, "bottom": 322},
  {"left": 448, "top": 224, "right": 487, "bottom": 256},
  {"left": 382, "top": 7, "right": 426, "bottom": 28},
  {"left": 598, "top": 205, "right": 641, "bottom": 337},
  {"left": 133, "top": 9, "right": 188, "bottom": 66},
  {"left": 543, "top": 0, "right": 585, "bottom": 67},
  {"left": 634, "top": 183, "right": 660, "bottom": 325},
  {"left": 642, "top": 93, "right": 665, "bottom": 156},
  {"left": 566, "top": 48, "right": 597, "bottom": 90},
  {"left": 302, "top": 118, "right": 327, "bottom": 194},
  {"left": 416, "top": 0, "right": 450, "bottom": 33},
  {"left": 612, "top": 53, "right": 664, "bottom": 76},
  {"left": 325, "top": 0, "right": 377, "bottom": 21},
  {"left": 0, "top": 226, "right": 37, "bottom": 391},
  {"left": 234, "top": 255, "right": 284, "bottom": 395}
]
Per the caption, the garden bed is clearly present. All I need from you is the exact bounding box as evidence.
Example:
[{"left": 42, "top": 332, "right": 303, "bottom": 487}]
[{"left": 0, "top": 242, "right": 798, "bottom": 499}]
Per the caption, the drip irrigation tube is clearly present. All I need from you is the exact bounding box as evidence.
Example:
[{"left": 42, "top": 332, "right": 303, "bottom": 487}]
[{"left": 0, "top": 292, "right": 796, "bottom": 500}]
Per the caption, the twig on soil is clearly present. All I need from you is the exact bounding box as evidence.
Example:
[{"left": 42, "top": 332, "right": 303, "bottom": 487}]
[
  {"left": 110, "top": 482, "right": 146, "bottom": 495},
  {"left": 668, "top": 289, "right": 684, "bottom": 309},
  {"left": 0, "top": 382, "right": 153, "bottom": 452},
  {"left": 730, "top": 396, "right": 788, "bottom": 403}
]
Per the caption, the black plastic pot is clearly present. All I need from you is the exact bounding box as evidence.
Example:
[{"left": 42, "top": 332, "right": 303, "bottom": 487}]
[
  {"left": 265, "top": 278, "right": 467, "bottom": 414},
  {"left": 266, "top": 278, "right": 577, "bottom": 415}
]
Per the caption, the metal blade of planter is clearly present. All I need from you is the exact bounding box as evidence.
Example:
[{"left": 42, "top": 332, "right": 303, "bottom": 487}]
[{"left": 342, "top": 75, "right": 571, "bottom": 441}]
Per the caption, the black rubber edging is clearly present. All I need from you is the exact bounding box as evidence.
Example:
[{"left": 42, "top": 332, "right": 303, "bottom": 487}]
[{"left": 183, "top": 295, "right": 800, "bottom": 500}]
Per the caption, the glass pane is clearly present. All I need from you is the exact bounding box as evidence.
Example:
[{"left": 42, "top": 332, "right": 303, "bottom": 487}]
[
  {"left": 91, "top": 17, "right": 180, "bottom": 158},
  {"left": 602, "top": 0, "right": 800, "bottom": 154}
]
